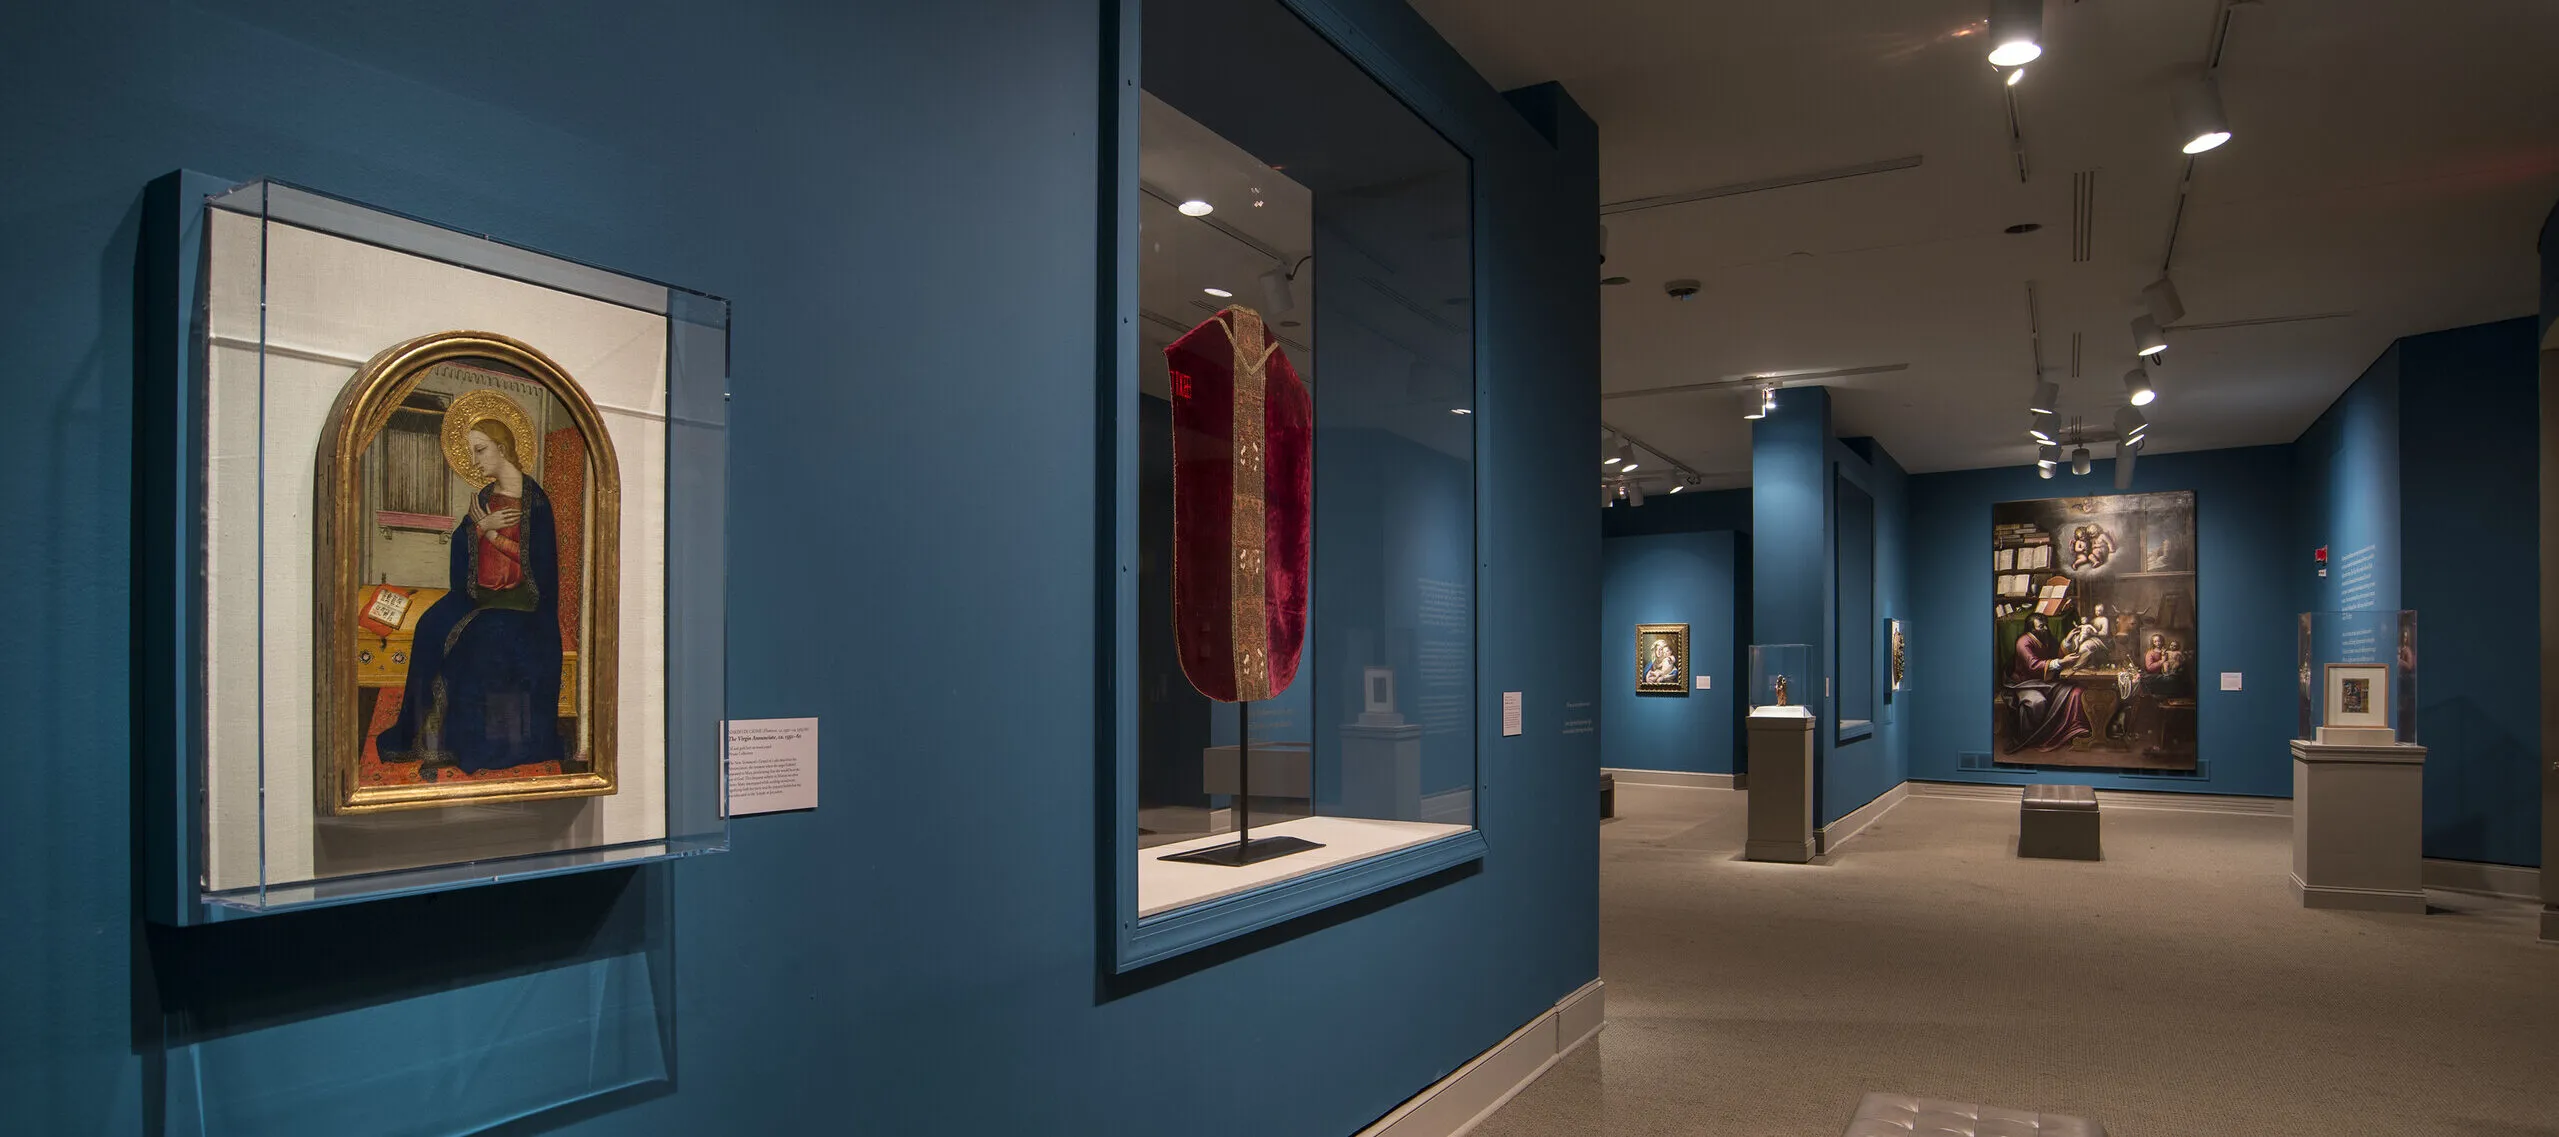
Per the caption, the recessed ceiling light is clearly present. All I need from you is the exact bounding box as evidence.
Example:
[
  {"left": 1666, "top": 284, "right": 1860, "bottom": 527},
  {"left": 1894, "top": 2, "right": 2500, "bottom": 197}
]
[
  {"left": 1203, "top": 287, "right": 1232, "bottom": 298},
  {"left": 1177, "top": 200, "right": 1213, "bottom": 217}
]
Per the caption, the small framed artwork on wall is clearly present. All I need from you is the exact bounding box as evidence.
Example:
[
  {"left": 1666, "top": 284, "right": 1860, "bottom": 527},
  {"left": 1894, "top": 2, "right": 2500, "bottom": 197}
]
[
  {"left": 2322, "top": 662, "right": 2390, "bottom": 730},
  {"left": 1636, "top": 623, "right": 1690, "bottom": 696}
]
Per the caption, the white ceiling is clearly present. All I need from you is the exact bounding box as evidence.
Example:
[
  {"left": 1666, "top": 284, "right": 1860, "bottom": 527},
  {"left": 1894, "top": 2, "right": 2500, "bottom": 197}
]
[{"left": 1409, "top": 0, "right": 2559, "bottom": 487}]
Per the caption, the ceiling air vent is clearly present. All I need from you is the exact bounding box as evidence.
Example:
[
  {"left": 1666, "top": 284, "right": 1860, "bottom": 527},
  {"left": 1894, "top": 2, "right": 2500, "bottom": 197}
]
[{"left": 2071, "top": 169, "right": 2096, "bottom": 263}]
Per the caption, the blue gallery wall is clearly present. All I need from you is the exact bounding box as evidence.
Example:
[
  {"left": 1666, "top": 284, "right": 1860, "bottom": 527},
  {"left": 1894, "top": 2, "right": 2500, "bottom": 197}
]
[
  {"left": 1601, "top": 532, "right": 1741, "bottom": 774},
  {"left": 1830, "top": 438, "right": 1913, "bottom": 824},
  {"left": 1906, "top": 447, "right": 2301, "bottom": 798},
  {"left": 2398, "top": 319, "right": 2542, "bottom": 866},
  {"left": 1602, "top": 485, "right": 1751, "bottom": 537},
  {"left": 2291, "top": 346, "right": 2403, "bottom": 614},
  {"left": 0, "top": 2, "right": 1600, "bottom": 1135}
]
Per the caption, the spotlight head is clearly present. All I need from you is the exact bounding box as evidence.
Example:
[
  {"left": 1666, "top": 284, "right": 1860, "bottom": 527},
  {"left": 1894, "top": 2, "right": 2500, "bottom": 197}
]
[
  {"left": 2114, "top": 442, "right": 2138, "bottom": 490},
  {"left": 2142, "top": 276, "right": 2186, "bottom": 327},
  {"left": 2029, "top": 380, "right": 2060, "bottom": 416},
  {"left": 2071, "top": 446, "right": 2092, "bottom": 476},
  {"left": 2037, "top": 444, "right": 2059, "bottom": 469},
  {"left": 1987, "top": 0, "right": 2044, "bottom": 67},
  {"left": 1627, "top": 482, "right": 1645, "bottom": 507},
  {"left": 2005, "top": 65, "right": 2027, "bottom": 86},
  {"left": 2115, "top": 404, "right": 2149, "bottom": 437},
  {"left": 1618, "top": 440, "right": 1634, "bottom": 465},
  {"left": 2124, "top": 366, "right": 2156, "bottom": 407},
  {"left": 2132, "top": 315, "right": 2169, "bottom": 356},
  {"left": 2174, "top": 73, "right": 2233, "bottom": 155},
  {"left": 2038, "top": 462, "right": 2055, "bottom": 480}
]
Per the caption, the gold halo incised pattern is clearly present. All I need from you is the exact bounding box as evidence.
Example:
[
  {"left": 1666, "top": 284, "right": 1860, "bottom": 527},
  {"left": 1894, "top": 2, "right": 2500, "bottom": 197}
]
[{"left": 440, "top": 387, "right": 538, "bottom": 487}]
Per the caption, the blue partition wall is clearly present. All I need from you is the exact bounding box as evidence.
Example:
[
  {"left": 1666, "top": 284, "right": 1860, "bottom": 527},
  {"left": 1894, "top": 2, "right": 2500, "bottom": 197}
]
[
  {"left": 1601, "top": 532, "right": 1741, "bottom": 774},
  {"left": 1905, "top": 447, "right": 2301, "bottom": 798},
  {"left": 0, "top": 2, "right": 1601, "bottom": 1134}
]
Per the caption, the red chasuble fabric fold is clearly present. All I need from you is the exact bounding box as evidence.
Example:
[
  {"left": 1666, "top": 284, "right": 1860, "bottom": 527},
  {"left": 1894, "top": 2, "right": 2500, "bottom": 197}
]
[{"left": 1167, "top": 305, "right": 1311, "bottom": 703}]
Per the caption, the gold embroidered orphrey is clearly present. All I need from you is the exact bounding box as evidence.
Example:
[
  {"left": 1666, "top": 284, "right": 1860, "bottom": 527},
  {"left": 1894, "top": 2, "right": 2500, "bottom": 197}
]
[
  {"left": 313, "top": 330, "right": 623, "bottom": 814},
  {"left": 1215, "top": 306, "right": 1280, "bottom": 702}
]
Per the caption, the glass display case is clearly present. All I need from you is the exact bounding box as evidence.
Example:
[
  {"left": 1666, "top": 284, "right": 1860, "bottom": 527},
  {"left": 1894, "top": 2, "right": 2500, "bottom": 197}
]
[
  {"left": 2297, "top": 610, "right": 2418, "bottom": 744},
  {"left": 1112, "top": 0, "right": 1482, "bottom": 968},
  {"left": 1749, "top": 643, "right": 1815, "bottom": 718},
  {"left": 140, "top": 175, "right": 729, "bottom": 921}
]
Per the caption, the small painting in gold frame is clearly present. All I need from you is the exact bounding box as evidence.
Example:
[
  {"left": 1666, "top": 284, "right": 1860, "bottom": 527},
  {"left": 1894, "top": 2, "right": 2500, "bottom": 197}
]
[
  {"left": 315, "top": 330, "right": 620, "bottom": 814},
  {"left": 1636, "top": 623, "right": 1690, "bottom": 696}
]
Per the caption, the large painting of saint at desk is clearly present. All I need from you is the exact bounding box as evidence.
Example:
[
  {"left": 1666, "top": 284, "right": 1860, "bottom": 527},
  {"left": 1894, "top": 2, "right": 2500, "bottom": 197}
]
[
  {"left": 316, "top": 331, "right": 621, "bottom": 813},
  {"left": 1989, "top": 491, "right": 2197, "bottom": 771}
]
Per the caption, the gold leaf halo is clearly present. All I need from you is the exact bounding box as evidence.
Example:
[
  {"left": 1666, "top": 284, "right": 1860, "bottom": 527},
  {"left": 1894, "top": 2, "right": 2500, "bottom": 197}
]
[{"left": 440, "top": 388, "right": 538, "bottom": 488}]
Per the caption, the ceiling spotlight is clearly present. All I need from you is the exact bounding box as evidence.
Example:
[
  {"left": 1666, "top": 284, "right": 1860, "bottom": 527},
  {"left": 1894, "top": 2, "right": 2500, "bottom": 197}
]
[
  {"left": 2123, "top": 366, "right": 2156, "bottom": 407},
  {"left": 1627, "top": 482, "right": 1645, "bottom": 507},
  {"left": 1203, "top": 287, "right": 1233, "bottom": 298},
  {"left": 1602, "top": 434, "right": 1621, "bottom": 466},
  {"left": 2038, "top": 463, "right": 2055, "bottom": 480},
  {"left": 2006, "top": 66, "right": 2027, "bottom": 87},
  {"left": 2114, "top": 442, "right": 2139, "bottom": 490},
  {"left": 1620, "top": 462, "right": 1641, "bottom": 473},
  {"left": 2174, "top": 73, "right": 2233, "bottom": 155},
  {"left": 2029, "top": 417, "right": 2055, "bottom": 444},
  {"left": 1258, "top": 263, "right": 1296, "bottom": 314},
  {"left": 1669, "top": 483, "right": 1686, "bottom": 494},
  {"left": 2132, "top": 315, "right": 2168, "bottom": 357},
  {"left": 2071, "top": 446, "right": 2093, "bottom": 476},
  {"left": 2114, "top": 404, "right": 2148, "bottom": 437},
  {"left": 2142, "top": 276, "right": 2186, "bottom": 327},
  {"left": 1743, "top": 384, "right": 1776, "bottom": 420},
  {"left": 1177, "top": 199, "right": 1214, "bottom": 217},
  {"left": 2037, "top": 444, "right": 2059, "bottom": 469},
  {"left": 1450, "top": 407, "right": 1472, "bottom": 415},
  {"left": 1986, "top": 0, "right": 2044, "bottom": 67},
  {"left": 1617, "top": 440, "right": 1634, "bottom": 465},
  {"left": 2029, "top": 380, "right": 2060, "bottom": 416}
]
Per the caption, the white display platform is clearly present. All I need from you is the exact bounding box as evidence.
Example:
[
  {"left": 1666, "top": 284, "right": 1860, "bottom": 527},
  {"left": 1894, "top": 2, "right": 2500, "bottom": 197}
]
[
  {"left": 2289, "top": 738, "right": 2427, "bottom": 913},
  {"left": 1139, "top": 816, "right": 1469, "bottom": 918}
]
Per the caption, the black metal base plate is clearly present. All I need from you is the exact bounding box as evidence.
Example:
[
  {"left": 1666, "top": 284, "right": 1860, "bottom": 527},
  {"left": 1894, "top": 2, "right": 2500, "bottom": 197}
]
[{"left": 1158, "top": 834, "right": 1325, "bottom": 867}]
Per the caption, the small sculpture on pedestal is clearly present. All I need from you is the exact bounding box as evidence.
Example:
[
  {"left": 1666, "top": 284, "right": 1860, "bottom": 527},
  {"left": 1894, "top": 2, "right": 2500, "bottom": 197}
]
[{"left": 1772, "top": 674, "right": 1789, "bottom": 707}]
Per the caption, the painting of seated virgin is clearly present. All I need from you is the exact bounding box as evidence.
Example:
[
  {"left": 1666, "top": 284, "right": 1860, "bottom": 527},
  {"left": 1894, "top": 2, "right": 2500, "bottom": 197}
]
[{"left": 317, "top": 331, "right": 620, "bottom": 813}]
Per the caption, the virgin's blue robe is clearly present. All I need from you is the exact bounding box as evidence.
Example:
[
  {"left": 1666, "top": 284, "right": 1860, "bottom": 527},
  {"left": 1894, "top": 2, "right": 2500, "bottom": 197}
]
[{"left": 377, "top": 478, "right": 565, "bottom": 775}]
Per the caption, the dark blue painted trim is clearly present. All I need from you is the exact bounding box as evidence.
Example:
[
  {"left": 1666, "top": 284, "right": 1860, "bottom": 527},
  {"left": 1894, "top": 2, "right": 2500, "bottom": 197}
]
[
  {"left": 1124, "top": 830, "right": 1487, "bottom": 970},
  {"left": 1104, "top": 0, "right": 1492, "bottom": 972}
]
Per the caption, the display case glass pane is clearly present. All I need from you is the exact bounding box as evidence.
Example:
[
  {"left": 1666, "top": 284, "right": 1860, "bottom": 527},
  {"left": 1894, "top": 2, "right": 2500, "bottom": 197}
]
[
  {"left": 2297, "top": 610, "right": 2418, "bottom": 743},
  {"left": 1130, "top": 0, "right": 1476, "bottom": 924},
  {"left": 180, "top": 180, "right": 728, "bottom": 916},
  {"left": 1749, "top": 643, "right": 1814, "bottom": 717}
]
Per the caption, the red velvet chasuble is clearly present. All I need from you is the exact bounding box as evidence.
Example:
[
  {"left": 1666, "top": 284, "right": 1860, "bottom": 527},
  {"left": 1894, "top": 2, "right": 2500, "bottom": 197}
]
[{"left": 1166, "top": 305, "right": 1311, "bottom": 703}]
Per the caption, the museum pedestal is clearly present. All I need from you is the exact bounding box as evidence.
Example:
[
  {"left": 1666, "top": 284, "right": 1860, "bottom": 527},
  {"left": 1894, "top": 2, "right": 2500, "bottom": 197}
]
[
  {"left": 2289, "top": 736, "right": 2426, "bottom": 913},
  {"left": 1338, "top": 720, "right": 1423, "bottom": 819},
  {"left": 1745, "top": 709, "right": 1815, "bottom": 863}
]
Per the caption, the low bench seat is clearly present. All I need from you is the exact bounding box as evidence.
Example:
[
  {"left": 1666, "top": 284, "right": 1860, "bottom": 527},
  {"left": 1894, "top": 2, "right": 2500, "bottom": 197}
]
[{"left": 2018, "top": 784, "right": 2101, "bottom": 860}]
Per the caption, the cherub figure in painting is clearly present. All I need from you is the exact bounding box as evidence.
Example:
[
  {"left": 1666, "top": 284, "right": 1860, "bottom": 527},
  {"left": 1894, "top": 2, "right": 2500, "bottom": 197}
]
[
  {"left": 1643, "top": 636, "right": 1680, "bottom": 685},
  {"left": 375, "top": 392, "right": 564, "bottom": 779}
]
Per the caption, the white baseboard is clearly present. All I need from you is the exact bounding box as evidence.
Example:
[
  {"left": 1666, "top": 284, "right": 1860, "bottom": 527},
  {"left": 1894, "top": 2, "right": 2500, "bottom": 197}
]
[
  {"left": 1356, "top": 979, "right": 1605, "bottom": 1137},
  {"left": 2291, "top": 872, "right": 2426, "bottom": 914},
  {"left": 1600, "top": 767, "right": 1737, "bottom": 790},
  {"left": 2423, "top": 858, "right": 2541, "bottom": 901},
  {"left": 1908, "top": 780, "right": 2290, "bottom": 816},
  {"left": 1817, "top": 780, "right": 1909, "bottom": 855}
]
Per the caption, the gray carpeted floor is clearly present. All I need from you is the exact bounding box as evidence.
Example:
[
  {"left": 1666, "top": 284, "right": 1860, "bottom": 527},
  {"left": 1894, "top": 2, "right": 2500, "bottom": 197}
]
[{"left": 1473, "top": 785, "right": 2557, "bottom": 1137}]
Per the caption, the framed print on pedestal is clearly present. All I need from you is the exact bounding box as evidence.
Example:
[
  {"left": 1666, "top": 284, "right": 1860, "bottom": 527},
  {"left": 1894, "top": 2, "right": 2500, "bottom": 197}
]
[
  {"left": 138, "top": 174, "right": 731, "bottom": 922},
  {"left": 2322, "top": 663, "right": 2390, "bottom": 731}
]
